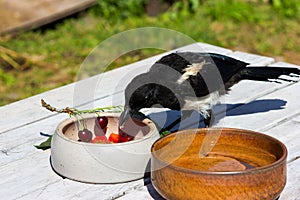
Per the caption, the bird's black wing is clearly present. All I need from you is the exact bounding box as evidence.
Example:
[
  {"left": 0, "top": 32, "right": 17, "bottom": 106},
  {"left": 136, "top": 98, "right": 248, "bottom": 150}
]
[
  {"left": 150, "top": 52, "right": 249, "bottom": 97},
  {"left": 177, "top": 52, "right": 248, "bottom": 84}
]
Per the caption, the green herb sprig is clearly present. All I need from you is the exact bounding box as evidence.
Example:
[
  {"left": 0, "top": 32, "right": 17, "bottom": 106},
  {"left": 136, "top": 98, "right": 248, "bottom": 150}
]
[
  {"left": 35, "top": 99, "right": 123, "bottom": 150},
  {"left": 41, "top": 99, "right": 123, "bottom": 116}
]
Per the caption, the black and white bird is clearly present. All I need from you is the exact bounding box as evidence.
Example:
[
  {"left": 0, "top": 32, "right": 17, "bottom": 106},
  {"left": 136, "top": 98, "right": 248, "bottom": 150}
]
[{"left": 119, "top": 52, "right": 300, "bottom": 128}]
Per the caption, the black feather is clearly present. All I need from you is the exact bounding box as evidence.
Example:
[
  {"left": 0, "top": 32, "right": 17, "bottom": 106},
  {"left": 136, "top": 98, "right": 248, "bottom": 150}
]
[{"left": 241, "top": 67, "right": 300, "bottom": 81}]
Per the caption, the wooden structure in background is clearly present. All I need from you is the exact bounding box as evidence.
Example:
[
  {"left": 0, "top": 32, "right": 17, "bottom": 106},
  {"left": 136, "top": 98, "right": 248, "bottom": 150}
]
[{"left": 0, "top": 0, "right": 97, "bottom": 35}]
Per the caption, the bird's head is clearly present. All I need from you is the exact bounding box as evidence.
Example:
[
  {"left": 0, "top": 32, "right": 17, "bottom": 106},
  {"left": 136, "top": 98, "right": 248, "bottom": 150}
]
[
  {"left": 119, "top": 84, "right": 159, "bottom": 127},
  {"left": 119, "top": 73, "right": 159, "bottom": 127},
  {"left": 119, "top": 71, "right": 183, "bottom": 128}
]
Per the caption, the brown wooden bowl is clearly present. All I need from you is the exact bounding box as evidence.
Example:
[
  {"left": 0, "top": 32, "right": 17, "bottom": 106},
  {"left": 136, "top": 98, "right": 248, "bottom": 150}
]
[{"left": 151, "top": 128, "right": 287, "bottom": 200}]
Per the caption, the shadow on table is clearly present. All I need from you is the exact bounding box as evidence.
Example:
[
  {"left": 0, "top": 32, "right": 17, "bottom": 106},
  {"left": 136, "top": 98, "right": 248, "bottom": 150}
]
[
  {"left": 144, "top": 176, "right": 165, "bottom": 200},
  {"left": 144, "top": 99, "right": 287, "bottom": 199},
  {"left": 147, "top": 99, "right": 287, "bottom": 132},
  {"left": 224, "top": 99, "right": 287, "bottom": 116}
]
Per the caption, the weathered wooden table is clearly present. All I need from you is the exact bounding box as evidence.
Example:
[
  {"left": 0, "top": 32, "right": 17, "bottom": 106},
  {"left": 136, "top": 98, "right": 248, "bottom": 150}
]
[{"left": 1, "top": 43, "right": 300, "bottom": 199}]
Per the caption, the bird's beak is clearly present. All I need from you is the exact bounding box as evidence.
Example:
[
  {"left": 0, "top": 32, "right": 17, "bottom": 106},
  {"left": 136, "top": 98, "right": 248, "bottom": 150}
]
[{"left": 119, "top": 106, "right": 131, "bottom": 128}]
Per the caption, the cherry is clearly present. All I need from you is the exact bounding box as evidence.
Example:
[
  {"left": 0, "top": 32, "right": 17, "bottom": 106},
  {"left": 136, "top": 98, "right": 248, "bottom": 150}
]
[
  {"left": 78, "top": 129, "right": 93, "bottom": 142},
  {"left": 97, "top": 116, "right": 108, "bottom": 129}
]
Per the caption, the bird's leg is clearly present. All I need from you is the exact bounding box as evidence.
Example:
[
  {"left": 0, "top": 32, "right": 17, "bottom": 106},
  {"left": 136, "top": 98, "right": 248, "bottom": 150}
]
[{"left": 204, "top": 109, "right": 214, "bottom": 127}]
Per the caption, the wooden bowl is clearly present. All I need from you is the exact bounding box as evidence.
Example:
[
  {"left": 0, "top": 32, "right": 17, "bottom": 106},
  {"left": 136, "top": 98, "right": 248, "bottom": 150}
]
[
  {"left": 51, "top": 113, "right": 159, "bottom": 183},
  {"left": 151, "top": 128, "right": 287, "bottom": 200}
]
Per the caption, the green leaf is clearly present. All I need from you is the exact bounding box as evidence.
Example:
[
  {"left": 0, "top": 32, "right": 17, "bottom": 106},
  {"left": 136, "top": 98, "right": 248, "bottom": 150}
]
[
  {"left": 159, "top": 130, "right": 171, "bottom": 137},
  {"left": 34, "top": 135, "right": 52, "bottom": 150}
]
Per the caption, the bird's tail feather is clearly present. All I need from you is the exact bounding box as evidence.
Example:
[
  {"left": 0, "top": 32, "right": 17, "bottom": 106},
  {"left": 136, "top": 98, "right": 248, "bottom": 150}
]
[{"left": 242, "top": 67, "right": 300, "bottom": 82}]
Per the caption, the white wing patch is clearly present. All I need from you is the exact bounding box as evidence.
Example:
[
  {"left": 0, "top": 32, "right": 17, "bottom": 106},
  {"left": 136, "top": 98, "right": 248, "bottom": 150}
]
[
  {"left": 177, "top": 61, "right": 207, "bottom": 84},
  {"left": 182, "top": 91, "right": 220, "bottom": 118}
]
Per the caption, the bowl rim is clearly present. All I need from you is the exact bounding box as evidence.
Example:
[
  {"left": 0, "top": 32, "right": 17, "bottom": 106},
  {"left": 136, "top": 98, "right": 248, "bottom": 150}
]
[
  {"left": 55, "top": 112, "right": 159, "bottom": 147},
  {"left": 151, "top": 127, "right": 288, "bottom": 175}
]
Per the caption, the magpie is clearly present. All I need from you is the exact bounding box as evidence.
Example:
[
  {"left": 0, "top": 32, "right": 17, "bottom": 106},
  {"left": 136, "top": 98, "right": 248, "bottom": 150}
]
[{"left": 119, "top": 52, "right": 300, "bottom": 129}]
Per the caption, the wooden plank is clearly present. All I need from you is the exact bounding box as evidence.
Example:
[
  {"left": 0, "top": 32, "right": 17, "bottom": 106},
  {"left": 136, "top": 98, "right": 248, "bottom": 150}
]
[
  {"left": 177, "top": 42, "right": 233, "bottom": 54},
  {"left": 0, "top": 149, "right": 146, "bottom": 199},
  {"left": 117, "top": 186, "right": 161, "bottom": 200},
  {"left": 117, "top": 177, "right": 164, "bottom": 200},
  {"left": 215, "top": 81, "right": 300, "bottom": 134},
  {"left": 269, "top": 61, "right": 300, "bottom": 68},
  {"left": 263, "top": 113, "right": 300, "bottom": 163},
  {"left": 257, "top": 113, "right": 300, "bottom": 200},
  {"left": 0, "top": 150, "right": 58, "bottom": 199},
  {"left": 16, "top": 178, "right": 145, "bottom": 200},
  {"left": 229, "top": 51, "right": 275, "bottom": 66},
  {"left": 0, "top": 0, "right": 97, "bottom": 35},
  {"left": 280, "top": 159, "right": 300, "bottom": 200}
]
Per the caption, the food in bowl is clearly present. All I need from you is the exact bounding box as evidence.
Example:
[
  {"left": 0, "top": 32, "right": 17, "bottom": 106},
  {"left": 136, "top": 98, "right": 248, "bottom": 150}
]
[{"left": 76, "top": 115, "right": 134, "bottom": 143}]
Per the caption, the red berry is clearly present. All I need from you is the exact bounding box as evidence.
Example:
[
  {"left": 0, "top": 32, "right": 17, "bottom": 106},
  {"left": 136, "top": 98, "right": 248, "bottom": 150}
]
[
  {"left": 91, "top": 135, "right": 110, "bottom": 143},
  {"left": 78, "top": 129, "right": 93, "bottom": 142},
  {"left": 97, "top": 116, "right": 108, "bottom": 129},
  {"left": 108, "top": 133, "right": 133, "bottom": 143}
]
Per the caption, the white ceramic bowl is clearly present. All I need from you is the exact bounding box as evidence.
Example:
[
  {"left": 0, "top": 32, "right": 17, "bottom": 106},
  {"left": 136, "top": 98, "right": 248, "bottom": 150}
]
[{"left": 51, "top": 112, "right": 159, "bottom": 183}]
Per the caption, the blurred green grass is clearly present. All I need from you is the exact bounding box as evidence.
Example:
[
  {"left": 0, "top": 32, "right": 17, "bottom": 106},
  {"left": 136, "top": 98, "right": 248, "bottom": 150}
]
[{"left": 0, "top": 0, "right": 299, "bottom": 106}]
